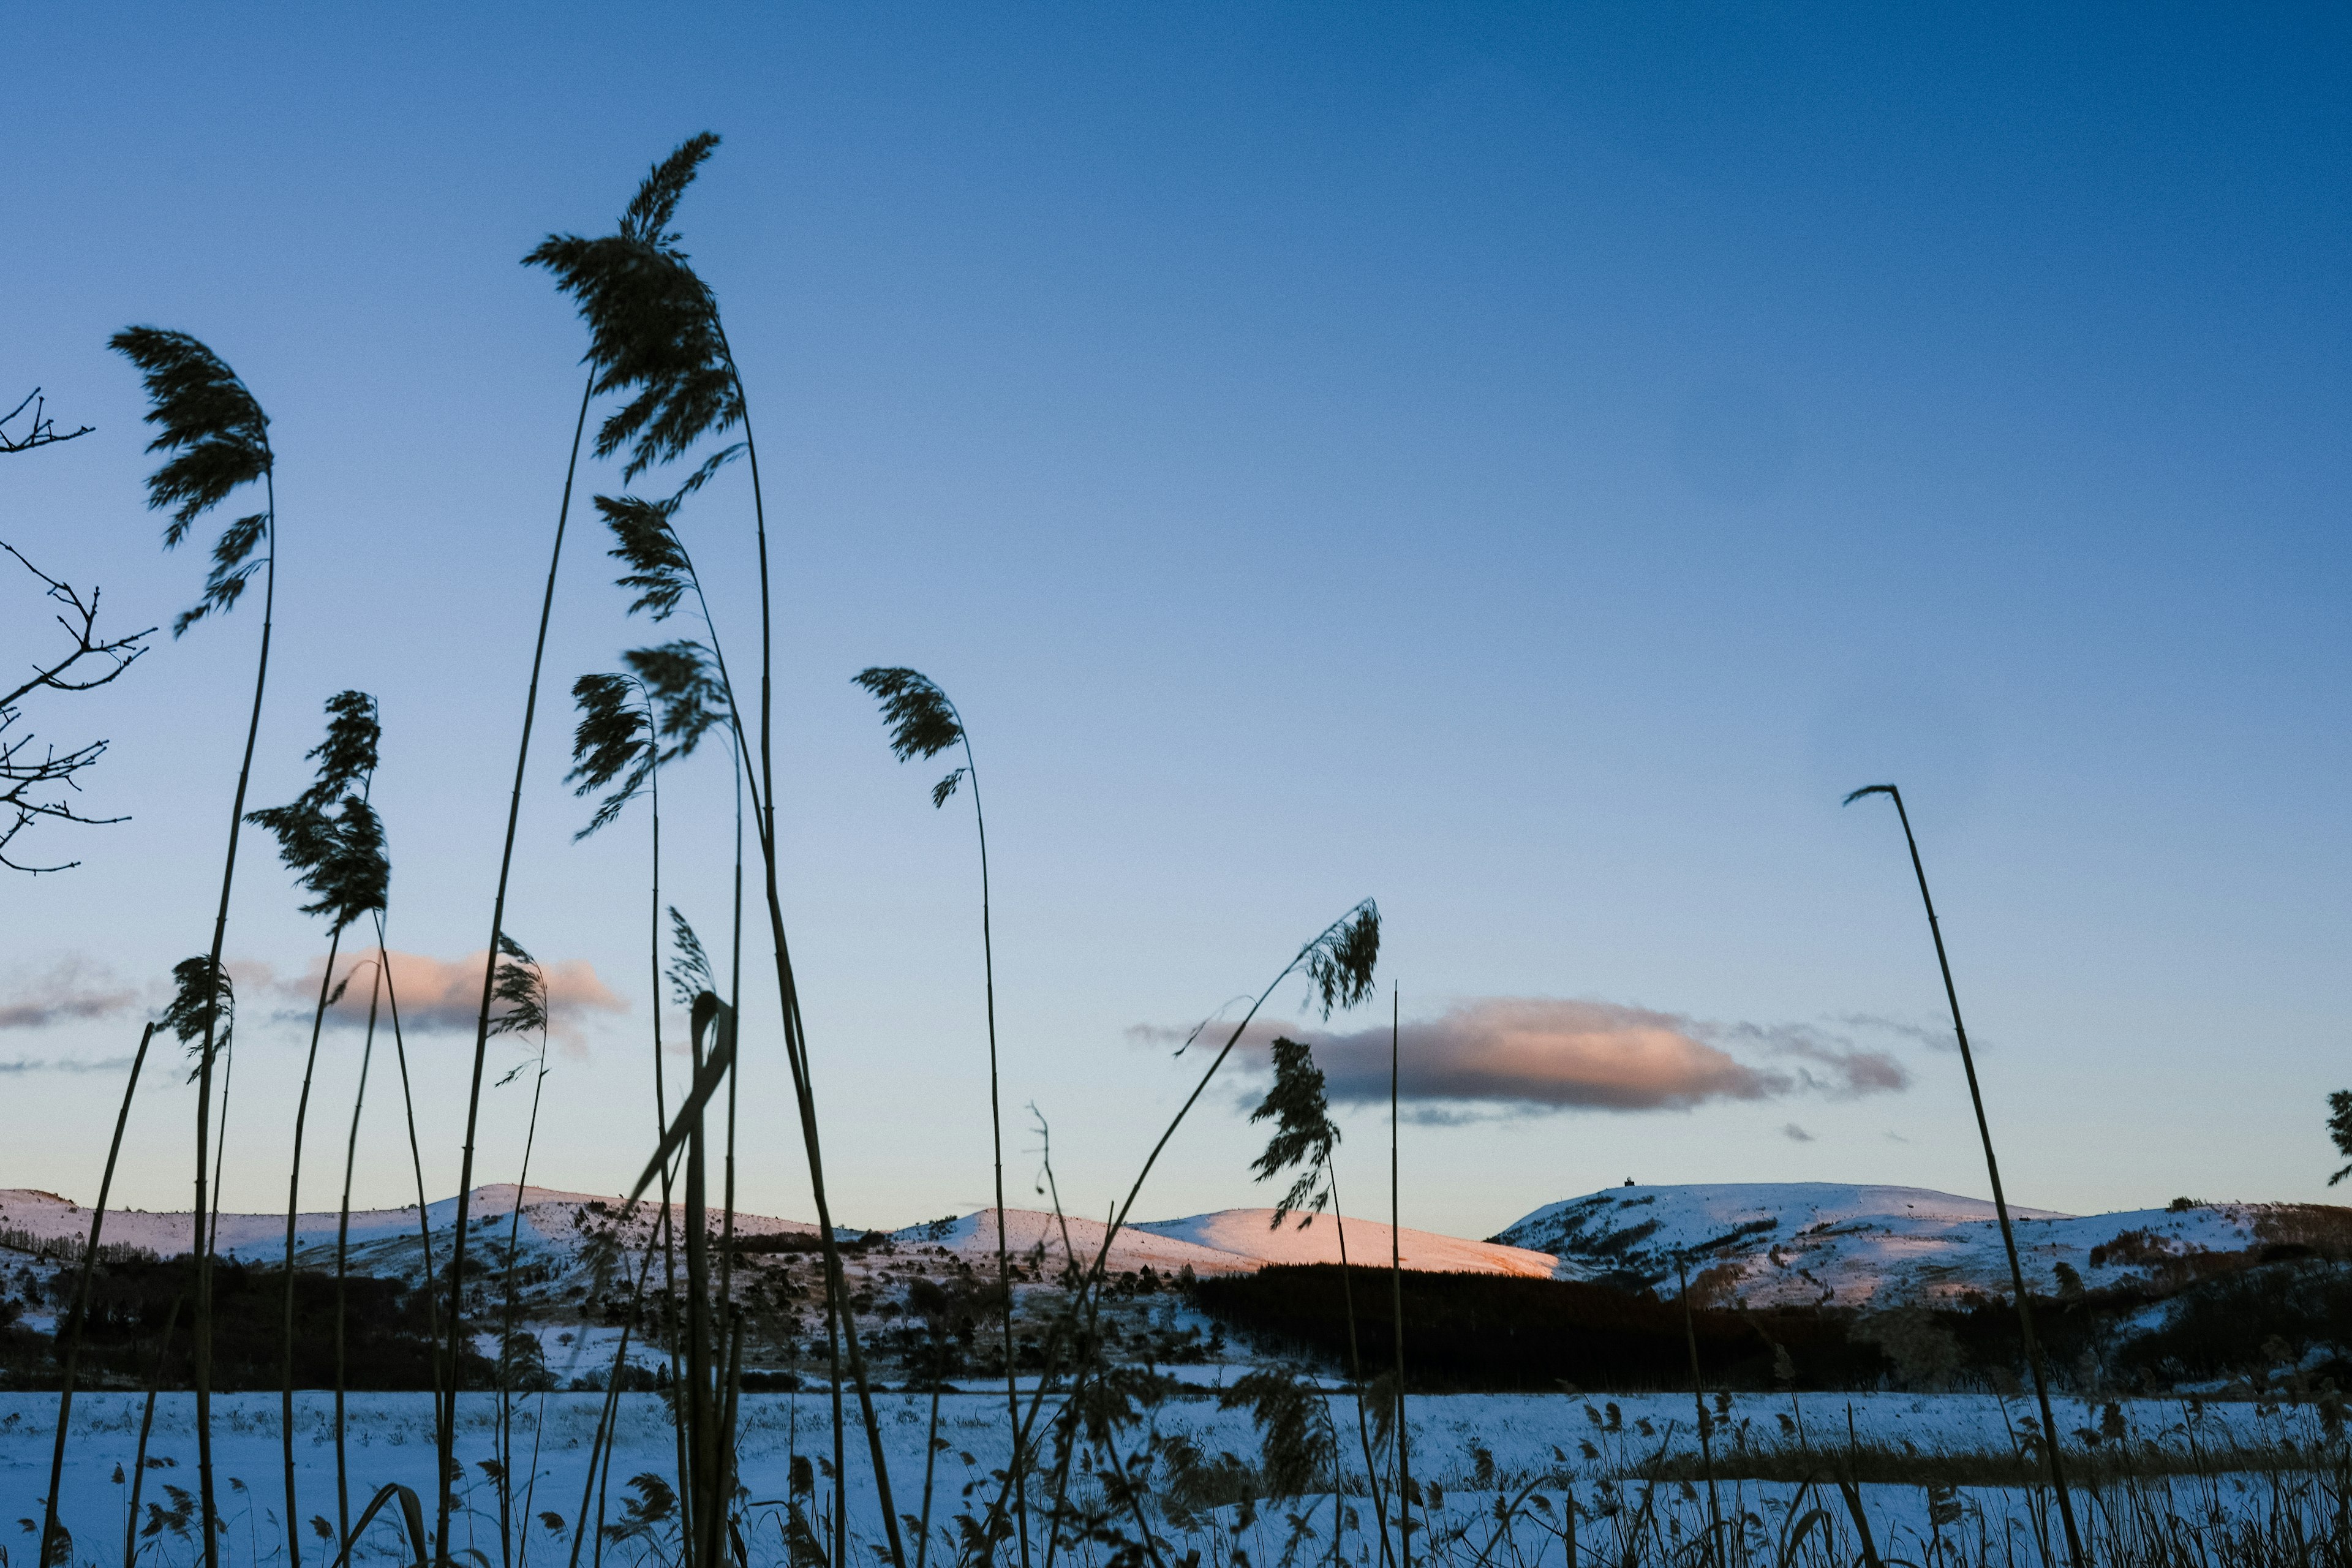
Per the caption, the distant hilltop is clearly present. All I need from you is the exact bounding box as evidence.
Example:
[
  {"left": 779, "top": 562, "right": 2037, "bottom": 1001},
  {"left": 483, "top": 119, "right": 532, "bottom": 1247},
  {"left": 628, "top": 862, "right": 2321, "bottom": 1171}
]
[{"left": 1493, "top": 1180, "right": 2347, "bottom": 1308}]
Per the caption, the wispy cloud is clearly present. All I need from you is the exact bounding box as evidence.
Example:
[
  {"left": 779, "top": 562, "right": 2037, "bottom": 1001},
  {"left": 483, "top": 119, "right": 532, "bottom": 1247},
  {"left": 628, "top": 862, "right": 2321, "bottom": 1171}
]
[
  {"left": 1133, "top": 995, "right": 1914, "bottom": 1119},
  {"left": 0, "top": 958, "right": 137, "bottom": 1031},
  {"left": 0, "top": 1056, "right": 138, "bottom": 1074},
  {"left": 1782, "top": 1122, "right": 1815, "bottom": 1143},
  {"left": 1834, "top": 1020, "right": 1966, "bottom": 1053},
  {"left": 0, "top": 950, "right": 627, "bottom": 1050}
]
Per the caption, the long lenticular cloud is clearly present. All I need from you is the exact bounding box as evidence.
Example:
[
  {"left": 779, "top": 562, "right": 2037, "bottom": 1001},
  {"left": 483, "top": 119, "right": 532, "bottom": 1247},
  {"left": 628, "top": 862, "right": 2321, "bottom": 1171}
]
[
  {"left": 1135, "top": 996, "right": 1913, "bottom": 1115},
  {"left": 1310, "top": 998, "right": 1779, "bottom": 1110}
]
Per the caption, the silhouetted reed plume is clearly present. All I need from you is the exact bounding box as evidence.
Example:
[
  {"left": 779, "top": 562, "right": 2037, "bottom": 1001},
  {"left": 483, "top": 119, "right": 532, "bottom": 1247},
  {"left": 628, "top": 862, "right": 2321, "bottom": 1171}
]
[
  {"left": 246, "top": 690, "right": 391, "bottom": 1567},
  {"left": 854, "top": 665, "right": 1029, "bottom": 1564},
  {"left": 111, "top": 326, "right": 277, "bottom": 1568},
  {"left": 1248, "top": 1036, "right": 1392, "bottom": 1568},
  {"left": 534, "top": 134, "right": 905, "bottom": 1567}
]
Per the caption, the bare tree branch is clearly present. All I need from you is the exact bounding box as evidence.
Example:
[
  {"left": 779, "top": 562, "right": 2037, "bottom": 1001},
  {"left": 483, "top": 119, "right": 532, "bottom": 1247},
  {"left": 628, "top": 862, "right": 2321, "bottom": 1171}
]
[
  {"left": 0, "top": 388, "right": 94, "bottom": 453},
  {"left": 2, "top": 540, "right": 154, "bottom": 873}
]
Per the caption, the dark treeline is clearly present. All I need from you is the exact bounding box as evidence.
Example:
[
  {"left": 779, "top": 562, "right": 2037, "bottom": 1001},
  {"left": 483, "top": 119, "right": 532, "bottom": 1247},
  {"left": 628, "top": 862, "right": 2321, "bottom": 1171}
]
[
  {"left": 1, "top": 1257, "right": 492, "bottom": 1392},
  {"left": 1197, "top": 1257, "right": 2352, "bottom": 1396},
  {"left": 1195, "top": 1264, "right": 1883, "bottom": 1392}
]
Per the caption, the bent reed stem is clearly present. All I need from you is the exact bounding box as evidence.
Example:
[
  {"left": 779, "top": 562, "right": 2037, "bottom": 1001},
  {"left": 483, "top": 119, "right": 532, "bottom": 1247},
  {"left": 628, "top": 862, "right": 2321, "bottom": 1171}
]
[{"left": 442, "top": 371, "right": 593, "bottom": 1563}]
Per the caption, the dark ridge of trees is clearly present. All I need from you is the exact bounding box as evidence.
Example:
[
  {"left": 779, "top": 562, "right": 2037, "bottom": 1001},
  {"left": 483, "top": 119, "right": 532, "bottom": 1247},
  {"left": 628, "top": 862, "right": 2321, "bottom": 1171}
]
[
  {"left": 1193, "top": 1264, "right": 1887, "bottom": 1392},
  {"left": 0, "top": 1257, "right": 493, "bottom": 1392}
]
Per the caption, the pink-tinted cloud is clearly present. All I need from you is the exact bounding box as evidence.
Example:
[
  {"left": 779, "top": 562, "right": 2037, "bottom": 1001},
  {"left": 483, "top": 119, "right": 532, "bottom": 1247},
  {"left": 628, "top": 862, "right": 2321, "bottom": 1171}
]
[
  {"left": 281, "top": 949, "right": 628, "bottom": 1046},
  {"left": 1308, "top": 998, "right": 1778, "bottom": 1110},
  {"left": 1136, "top": 996, "right": 1912, "bottom": 1116}
]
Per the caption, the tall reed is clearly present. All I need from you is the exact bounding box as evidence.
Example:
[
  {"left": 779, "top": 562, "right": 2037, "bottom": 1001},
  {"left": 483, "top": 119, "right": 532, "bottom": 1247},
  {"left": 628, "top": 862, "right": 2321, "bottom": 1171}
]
[
  {"left": 568, "top": 668, "right": 699, "bottom": 1529},
  {"left": 332, "top": 958, "right": 385, "bottom": 1548},
  {"left": 1388, "top": 989, "right": 1408, "bottom": 1568},
  {"left": 485, "top": 935, "right": 553, "bottom": 1568},
  {"left": 984, "top": 901, "right": 1382, "bottom": 1546},
  {"left": 1842, "top": 782, "right": 2084, "bottom": 1566},
  {"left": 1245, "top": 1035, "right": 1390, "bottom": 1568},
  {"left": 371, "top": 917, "right": 444, "bottom": 1441},
  {"left": 852, "top": 665, "right": 1028, "bottom": 1565},
  {"left": 39, "top": 1022, "right": 155, "bottom": 1568},
  {"left": 247, "top": 690, "right": 392, "bottom": 1566},
  {"left": 111, "top": 327, "right": 277, "bottom": 1568},
  {"left": 534, "top": 127, "right": 908, "bottom": 1556}
]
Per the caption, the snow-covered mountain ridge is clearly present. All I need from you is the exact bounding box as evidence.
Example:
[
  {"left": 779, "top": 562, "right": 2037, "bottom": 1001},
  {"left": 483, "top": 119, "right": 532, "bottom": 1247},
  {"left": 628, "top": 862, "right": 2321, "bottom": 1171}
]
[{"left": 3, "top": 1180, "right": 2337, "bottom": 1310}]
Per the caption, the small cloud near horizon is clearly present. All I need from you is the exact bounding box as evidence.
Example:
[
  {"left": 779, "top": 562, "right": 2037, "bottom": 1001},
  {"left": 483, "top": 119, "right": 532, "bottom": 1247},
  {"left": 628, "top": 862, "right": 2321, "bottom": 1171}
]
[
  {"left": 1782, "top": 1122, "right": 1815, "bottom": 1142},
  {"left": 290, "top": 949, "right": 627, "bottom": 1047},
  {"left": 0, "top": 958, "right": 137, "bottom": 1031},
  {"left": 0, "top": 950, "right": 626, "bottom": 1050},
  {"left": 1129, "top": 997, "right": 1911, "bottom": 1118}
]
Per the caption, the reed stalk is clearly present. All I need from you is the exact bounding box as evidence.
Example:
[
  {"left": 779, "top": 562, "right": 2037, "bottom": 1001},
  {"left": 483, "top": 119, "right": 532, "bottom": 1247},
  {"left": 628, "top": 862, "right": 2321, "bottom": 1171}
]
[
  {"left": 40, "top": 1022, "right": 156, "bottom": 1568},
  {"left": 1390, "top": 988, "right": 1408, "bottom": 1568},
  {"left": 374, "top": 918, "right": 443, "bottom": 1436},
  {"left": 124, "top": 1294, "right": 184, "bottom": 1568},
  {"left": 1673, "top": 1254, "right": 1723, "bottom": 1566},
  {"left": 532, "top": 136, "right": 904, "bottom": 1562},
  {"left": 441, "top": 368, "right": 594, "bottom": 1562},
  {"left": 566, "top": 1201, "right": 666, "bottom": 1568},
  {"left": 984, "top": 903, "right": 1381, "bottom": 1542},
  {"left": 247, "top": 689, "right": 390, "bottom": 1566},
  {"left": 496, "top": 1047, "right": 551, "bottom": 1568},
  {"left": 111, "top": 328, "right": 277, "bottom": 1568},
  {"left": 1844, "top": 782, "right": 2086, "bottom": 1567},
  {"left": 853, "top": 666, "right": 1026, "bottom": 1567},
  {"left": 333, "top": 960, "right": 385, "bottom": 1550}
]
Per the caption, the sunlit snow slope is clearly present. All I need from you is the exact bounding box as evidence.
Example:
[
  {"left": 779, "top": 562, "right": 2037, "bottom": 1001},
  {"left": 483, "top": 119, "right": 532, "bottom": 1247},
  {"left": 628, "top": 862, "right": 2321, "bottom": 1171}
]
[{"left": 1496, "top": 1182, "right": 2305, "bottom": 1306}]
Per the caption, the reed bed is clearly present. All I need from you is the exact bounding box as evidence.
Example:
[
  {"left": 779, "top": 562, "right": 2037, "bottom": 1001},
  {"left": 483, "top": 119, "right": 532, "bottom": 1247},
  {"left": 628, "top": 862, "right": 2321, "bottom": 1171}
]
[{"left": 18, "top": 125, "right": 2326, "bottom": 1568}]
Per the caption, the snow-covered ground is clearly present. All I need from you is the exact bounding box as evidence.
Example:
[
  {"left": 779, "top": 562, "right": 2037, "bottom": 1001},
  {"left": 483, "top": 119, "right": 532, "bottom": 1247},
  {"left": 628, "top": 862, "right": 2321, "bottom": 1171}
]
[{"left": 4, "top": 1389, "right": 2336, "bottom": 1568}]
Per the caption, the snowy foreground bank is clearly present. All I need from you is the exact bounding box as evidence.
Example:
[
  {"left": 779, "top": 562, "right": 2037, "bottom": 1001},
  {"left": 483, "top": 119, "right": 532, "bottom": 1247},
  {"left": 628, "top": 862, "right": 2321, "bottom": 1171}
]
[{"left": 6, "top": 1390, "right": 2343, "bottom": 1567}]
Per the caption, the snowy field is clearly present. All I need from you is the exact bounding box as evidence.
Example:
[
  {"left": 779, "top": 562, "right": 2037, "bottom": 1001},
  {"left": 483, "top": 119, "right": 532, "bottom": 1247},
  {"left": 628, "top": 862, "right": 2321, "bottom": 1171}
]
[{"left": 6, "top": 1388, "right": 2342, "bottom": 1567}]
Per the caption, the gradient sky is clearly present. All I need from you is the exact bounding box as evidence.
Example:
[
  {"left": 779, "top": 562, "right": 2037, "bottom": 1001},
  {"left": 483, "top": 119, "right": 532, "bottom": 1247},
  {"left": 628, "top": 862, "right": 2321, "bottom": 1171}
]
[{"left": 4, "top": 5, "right": 2348, "bottom": 1242}]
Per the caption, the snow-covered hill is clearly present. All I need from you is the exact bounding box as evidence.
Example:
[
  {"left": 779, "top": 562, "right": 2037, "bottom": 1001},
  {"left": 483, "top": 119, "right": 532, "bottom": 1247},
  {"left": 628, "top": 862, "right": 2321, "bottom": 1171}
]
[
  {"left": 0, "top": 1187, "right": 1552, "bottom": 1289},
  {"left": 1495, "top": 1182, "right": 2332, "bottom": 1307},
  {"left": 890, "top": 1206, "right": 1555, "bottom": 1278},
  {"left": 9, "top": 1181, "right": 2339, "bottom": 1317}
]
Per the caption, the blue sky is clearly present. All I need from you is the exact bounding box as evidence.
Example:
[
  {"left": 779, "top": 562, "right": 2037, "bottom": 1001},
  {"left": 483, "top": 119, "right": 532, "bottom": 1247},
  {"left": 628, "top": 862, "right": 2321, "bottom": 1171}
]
[{"left": 4, "top": 4, "right": 2347, "bottom": 1239}]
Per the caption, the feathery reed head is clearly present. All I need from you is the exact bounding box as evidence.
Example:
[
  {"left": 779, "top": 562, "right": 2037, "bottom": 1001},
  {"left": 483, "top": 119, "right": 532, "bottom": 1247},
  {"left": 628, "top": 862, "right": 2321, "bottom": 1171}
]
[
  {"left": 622, "top": 134, "right": 721, "bottom": 244},
  {"left": 488, "top": 932, "right": 548, "bottom": 1041},
  {"left": 666, "top": 907, "right": 715, "bottom": 1006},
  {"left": 853, "top": 666, "right": 968, "bottom": 806},
  {"left": 245, "top": 692, "right": 390, "bottom": 932},
  {"left": 597, "top": 494, "right": 692, "bottom": 622},
  {"left": 2327, "top": 1090, "right": 2352, "bottom": 1187},
  {"left": 108, "top": 327, "right": 273, "bottom": 636},
  {"left": 625, "top": 640, "right": 729, "bottom": 761},
  {"left": 524, "top": 134, "right": 741, "bottom": 481},
  {"left": 1248, "top": 1036, "right": 1339, "bottom": 1229},
  {"left": 567, "top": 673, "right": 652, "bottom": 840},
  {"left": 1842, "top": 783, "right": 1899, "bottom": 807},
  {"left": 160, "top": 956, "right": 233, "bottom": 1071},
  {"left": 306, "top": 691, "right": 381, "bottom": 804},
  {"left": 1302, "top": 899, "right": 1381, "bottom": 1020}
]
